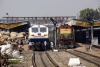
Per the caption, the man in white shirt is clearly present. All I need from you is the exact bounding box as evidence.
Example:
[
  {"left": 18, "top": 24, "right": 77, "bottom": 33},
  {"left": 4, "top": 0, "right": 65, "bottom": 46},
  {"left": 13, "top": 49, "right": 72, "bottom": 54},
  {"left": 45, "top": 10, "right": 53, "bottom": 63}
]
[
  {"left": 50, "top": 41, "right": 54, "bottom": 51},
  {"left": 44, "top": 41, "right": 47, "bottom": 51}
]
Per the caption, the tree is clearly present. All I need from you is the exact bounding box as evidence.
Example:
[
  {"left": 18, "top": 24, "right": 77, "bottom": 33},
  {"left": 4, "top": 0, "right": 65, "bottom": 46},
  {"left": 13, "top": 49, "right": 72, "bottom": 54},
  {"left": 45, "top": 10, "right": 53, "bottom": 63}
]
[
  {"left": 79, "top": 8, "right": 100, "bottom": 21},
  {"left": 93, "top": 9, "right": 100, "bottom": 20},
  {"left": 97, "top": 7, "right": 100, "bottom": 19},
  {"left": 98, "top": 6, "right": 100, "bottom": 12}
]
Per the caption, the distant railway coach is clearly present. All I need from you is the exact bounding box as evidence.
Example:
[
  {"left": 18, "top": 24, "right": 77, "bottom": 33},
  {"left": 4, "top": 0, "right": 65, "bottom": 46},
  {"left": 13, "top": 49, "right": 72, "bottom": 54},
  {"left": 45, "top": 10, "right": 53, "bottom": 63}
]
[{"left": 57, "top": 24, "right": 75, "bottom": 48}]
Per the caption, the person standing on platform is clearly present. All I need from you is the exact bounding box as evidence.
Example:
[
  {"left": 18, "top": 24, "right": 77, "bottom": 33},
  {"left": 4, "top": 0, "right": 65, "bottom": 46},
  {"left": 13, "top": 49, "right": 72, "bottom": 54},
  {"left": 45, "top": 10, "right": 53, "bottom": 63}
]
[
  {"left": 20, "top": 40, "right": 24, "bottom": 48},
  {"left": 44, "top": 41, "right": 47, "bottom": 51},
  {"left": 50, "top": 41, "right": 54, "bottom": 51},
  {"left": 29, "top": 42, "right": 32, "bottom": 50}
]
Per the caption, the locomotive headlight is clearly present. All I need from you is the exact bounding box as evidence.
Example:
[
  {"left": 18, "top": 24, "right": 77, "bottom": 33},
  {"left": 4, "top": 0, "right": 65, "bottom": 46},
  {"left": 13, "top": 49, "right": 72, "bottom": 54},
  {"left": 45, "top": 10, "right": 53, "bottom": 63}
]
[
  {"left": 44, "top": 34, "right": 48, "bottom": 36},
  {"left": 29, "top": 34, "right": 34, "bottom": 36}
]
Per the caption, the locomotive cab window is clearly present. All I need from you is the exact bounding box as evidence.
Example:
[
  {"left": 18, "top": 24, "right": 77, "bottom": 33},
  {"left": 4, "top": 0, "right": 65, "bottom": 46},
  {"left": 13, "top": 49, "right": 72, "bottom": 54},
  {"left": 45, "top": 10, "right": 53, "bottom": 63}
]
[
  {"left": 40, "top": 28, "right": 46, "bottom": 32},
  {"left": 32, "top": 28, "right": 38, "bottom": 32}
]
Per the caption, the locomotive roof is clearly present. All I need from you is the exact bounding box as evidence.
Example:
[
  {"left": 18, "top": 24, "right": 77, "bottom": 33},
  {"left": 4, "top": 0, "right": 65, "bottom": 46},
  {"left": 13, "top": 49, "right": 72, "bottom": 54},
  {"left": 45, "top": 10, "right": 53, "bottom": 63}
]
[{"left": 30, "top": 24, "right": 47, "bottom": 27}]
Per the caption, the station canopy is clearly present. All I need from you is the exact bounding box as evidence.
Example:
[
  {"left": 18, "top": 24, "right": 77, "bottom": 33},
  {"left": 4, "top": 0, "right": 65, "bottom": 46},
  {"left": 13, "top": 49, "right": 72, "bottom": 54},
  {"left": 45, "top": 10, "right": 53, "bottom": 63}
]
[
  {"left": 0, "top": 21, "right": 29, "bottom": 29},
  {"left": 65, "top": 19, "right": 100, "bottom": 30}
]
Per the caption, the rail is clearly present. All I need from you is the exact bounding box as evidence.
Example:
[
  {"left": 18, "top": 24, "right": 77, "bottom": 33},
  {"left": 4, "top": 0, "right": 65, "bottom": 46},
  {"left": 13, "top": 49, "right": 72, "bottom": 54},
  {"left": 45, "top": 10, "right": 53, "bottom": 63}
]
[
  {"left": 67, "top": 50, "right": 100, "bottom": 66},
  {"left": 32, "top": 51, "right": 60, "bottom": 67},
  {"left": 45, "top": 51, "right": 60, "bottom": 67}
]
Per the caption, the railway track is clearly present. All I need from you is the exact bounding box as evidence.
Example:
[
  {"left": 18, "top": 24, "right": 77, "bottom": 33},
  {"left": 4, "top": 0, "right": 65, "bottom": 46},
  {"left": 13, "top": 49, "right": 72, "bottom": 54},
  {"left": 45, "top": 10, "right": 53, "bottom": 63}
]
[
  {"left": 67, "top": 50, "right": 100, "bottom": 66},
  {"left": 32, "top": 51, "right": 59, "bottom": 67}
]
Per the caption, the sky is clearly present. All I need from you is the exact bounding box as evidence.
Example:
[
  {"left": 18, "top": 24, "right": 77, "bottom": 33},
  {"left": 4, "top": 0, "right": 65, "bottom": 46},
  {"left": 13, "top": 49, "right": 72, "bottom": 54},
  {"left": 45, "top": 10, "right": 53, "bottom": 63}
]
[{"left": 0, "top": 0, "right": 100, "bottom": 18}]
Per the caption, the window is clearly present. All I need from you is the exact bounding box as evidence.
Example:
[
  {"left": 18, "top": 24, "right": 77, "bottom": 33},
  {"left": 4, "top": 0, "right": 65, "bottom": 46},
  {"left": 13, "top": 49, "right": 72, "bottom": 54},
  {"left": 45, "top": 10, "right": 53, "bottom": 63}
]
[
  {"left": 40, "top": 28, "right": 46, "bottom": 32},
  {"left": 32, "top": 28, "right": 38, "bottom": 32}
]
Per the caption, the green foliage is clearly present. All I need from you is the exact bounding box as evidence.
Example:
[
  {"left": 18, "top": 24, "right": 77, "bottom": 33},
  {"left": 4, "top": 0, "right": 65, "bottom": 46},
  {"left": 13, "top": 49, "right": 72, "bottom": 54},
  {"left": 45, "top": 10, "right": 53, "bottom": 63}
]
[{"left": 79, "top": 8, "right": 100, "bottom": 21}]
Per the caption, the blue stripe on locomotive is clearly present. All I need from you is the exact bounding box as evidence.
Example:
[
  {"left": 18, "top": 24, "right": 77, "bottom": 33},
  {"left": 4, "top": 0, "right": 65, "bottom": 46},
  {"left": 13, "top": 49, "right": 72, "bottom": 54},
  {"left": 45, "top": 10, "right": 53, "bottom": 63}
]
[{"left": 28, "top": 38, "right": 49, "bottom": 42}]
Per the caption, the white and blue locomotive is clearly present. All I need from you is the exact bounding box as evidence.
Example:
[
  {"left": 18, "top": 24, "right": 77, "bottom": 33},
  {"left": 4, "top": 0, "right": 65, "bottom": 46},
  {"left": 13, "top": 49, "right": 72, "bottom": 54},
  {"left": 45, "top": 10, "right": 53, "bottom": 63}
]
[{"left": 28, "top": 24, "right": 49, "bottom": 50}]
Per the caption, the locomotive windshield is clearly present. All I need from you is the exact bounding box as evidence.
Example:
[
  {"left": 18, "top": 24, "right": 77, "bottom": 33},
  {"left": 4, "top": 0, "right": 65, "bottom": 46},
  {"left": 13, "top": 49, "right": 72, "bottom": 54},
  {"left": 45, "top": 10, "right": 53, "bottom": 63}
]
[
  {"left": 32, "top": 28, "right": 38, "bottom": 32},
  {"left": 40, "top": 27, "right": 46, "bottom": 32}
]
